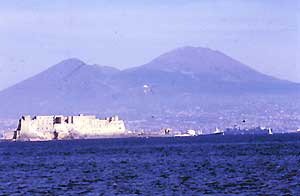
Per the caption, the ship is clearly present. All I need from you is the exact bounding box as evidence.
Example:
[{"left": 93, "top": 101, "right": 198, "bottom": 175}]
[
  {"left": 225, "top": 126, "right": 273, "bottom": 135},
  {"left": 8, "top": 114, "right": 126, "bottom": 141},
  {"left": 211, "top": 128, "right": 225, "bottom": 135},
  {"left": 199, "top": 128, "right": 225, "bottom": 136}
]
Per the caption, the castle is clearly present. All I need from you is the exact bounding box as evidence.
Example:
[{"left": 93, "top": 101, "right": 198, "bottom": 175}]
[{"left": 12, "top": 114, "right": 126, "bottom": 141}]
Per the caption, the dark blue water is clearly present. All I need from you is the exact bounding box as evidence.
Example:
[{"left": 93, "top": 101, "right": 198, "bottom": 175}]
[{"left": 0, "top": 134, "right": 300, "bottom": 195}]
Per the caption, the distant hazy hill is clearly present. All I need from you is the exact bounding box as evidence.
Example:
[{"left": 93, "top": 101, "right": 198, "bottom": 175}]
[{"left": 0, "top": 46, "right": 299, "bottom": 119}]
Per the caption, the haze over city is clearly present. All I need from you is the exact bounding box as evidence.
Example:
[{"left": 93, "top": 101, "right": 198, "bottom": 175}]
[{"left": 0, "top": 0, "right": 299, "bottom": 91}]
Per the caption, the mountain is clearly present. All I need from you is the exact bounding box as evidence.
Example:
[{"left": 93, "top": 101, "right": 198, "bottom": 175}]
[
  {"left": 0, "top": 47, "right": 299, "bottom": 131},
  {"left": 142, "top": 46, "right": 276, "bottom": 82},
  {"left": 0, "top": 58, "right": 121, "bottom": 116},
  {"left": 115, "top": 46, "right": 298, "bottom": 94}
]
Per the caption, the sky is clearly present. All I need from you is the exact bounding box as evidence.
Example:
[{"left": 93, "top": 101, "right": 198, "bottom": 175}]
[{"left": 0, "top": 0, "right": 299, "bottom": 90}]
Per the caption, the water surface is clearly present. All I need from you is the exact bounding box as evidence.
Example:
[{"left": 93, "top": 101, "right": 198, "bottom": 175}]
[{"left": 0, "top": 134, "right": 300, "bottom": 195}]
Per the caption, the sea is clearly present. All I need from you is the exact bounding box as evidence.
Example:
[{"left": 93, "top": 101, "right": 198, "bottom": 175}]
[{"left": 0, "top": 134, "right": 300, "bottom": 195}]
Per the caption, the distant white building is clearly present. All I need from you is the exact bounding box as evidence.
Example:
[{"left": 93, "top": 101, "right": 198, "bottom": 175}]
[{"left": 10, "top": 114, "right": 126, "bottom": 141}]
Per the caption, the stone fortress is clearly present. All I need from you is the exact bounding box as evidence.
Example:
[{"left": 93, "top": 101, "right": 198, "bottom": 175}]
[{"left": 10, "top": 114, "right": 126, "bottom": 141}]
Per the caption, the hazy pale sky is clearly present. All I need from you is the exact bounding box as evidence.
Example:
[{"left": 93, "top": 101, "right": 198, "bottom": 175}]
[{"left": 0, "top": 0, "right": 299, "bottom": 90}]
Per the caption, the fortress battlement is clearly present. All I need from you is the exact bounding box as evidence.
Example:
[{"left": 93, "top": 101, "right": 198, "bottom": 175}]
[{"left": 12, "top": 114, "right": 126, "bottom": 141}]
